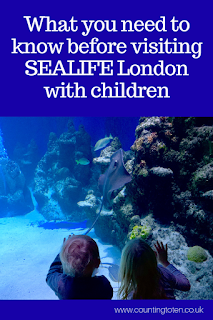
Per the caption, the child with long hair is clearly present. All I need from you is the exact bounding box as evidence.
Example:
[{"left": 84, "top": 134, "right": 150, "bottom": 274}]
[
  {"left": 46, "top": 235, "right": 113, "bottom": 299},
  {"left": 118, "top": 239, "right": 190, "bottom": 299}
]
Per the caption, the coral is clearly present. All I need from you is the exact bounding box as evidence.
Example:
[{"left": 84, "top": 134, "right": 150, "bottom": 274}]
[
  {"left": 67, "top": 119, "right": 75, "bottom": 134},
  {"left": 56, "top": 167, "right": 70, "bottom": 180},
  {"left": 93, "top": 117, "right": 213, "bottom": 258},
  {"left": 147, "top": 134, "right": 154, "bottom": 144},
  {"left": 139, "top": 160, "right": 146, "bottom": 168},
  {"left": 0, "top": 156, "right": 33, "bottom": 217},
  {"left": 171, "top": 136, "right": 178, "bottom": 144},
  {"left": 139, "top": 168, "right": 149, "bottom": 178},
  {"left": 165, "top": 130, "right": 172, "bottom": 138},
  {"left": 192, "top": 162, "right": 213, "bottom": 194},
  {"left": 77, "top": 191, "right": 99, "bottom": 222},
  {"left": 150, "top": 166, "right": 173, "bottom": 178},
  {"left": 125, "top": 159, "right": 134, "bottom": 175},
  {"left": 13, "top": 139, "right": 40, "bottom": 185},
  {"left": 133, "top": 163, "right": 148, "bottom": 179},
  {"left": 110, "top": 137, "right": 122, "bottom": 151},
  {"left": 202, "top": 190, "right": 213, "bottom": 200},
  {"left": 135, "top": 117, "right": 161, "bottom": 137},
  {"left": 94, "top": 137, "right": 124, "bottom": 174},
  {"left": 147, "top": 132, "right": 158, "bottom": 144},
  {"left": 129, "top": 215, "right": 141, "bottom": 231},
  {"left": 187, "top": 246, "right": 208, "bottom": 263},
  {"left": 131, "top": 136, "right": 144, "bottom": 152},
  {"left": 149, "top": 143, "right": 158, "bottom": 156},
  {"left": 93, "top": 156, "right": 110, "bottom": 167},
  {"left": 128, "top": 225, "right": 151, "bottom": 240},
  {"left": 157, "top": 141, "right": 167, "bottom": 153},
  {"left": 151, "top": 132, "right": 158, "bottom": 139},
  {"left": 34, "top": 120, "right": 93, "bottom": 220}
]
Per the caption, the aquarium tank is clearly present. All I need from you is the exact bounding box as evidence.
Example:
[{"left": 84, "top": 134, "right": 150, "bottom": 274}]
[{"left": 0, "top": 117, "right": 213, "bottom": 300}]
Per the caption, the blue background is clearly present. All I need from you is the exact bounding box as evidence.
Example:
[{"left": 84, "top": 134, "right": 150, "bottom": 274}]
[
  {"left": 0, "top": 116, "right": 139, "bottom": 156},
  {"left": 1, "top": 0, "right": 212, "bottom": 318}
]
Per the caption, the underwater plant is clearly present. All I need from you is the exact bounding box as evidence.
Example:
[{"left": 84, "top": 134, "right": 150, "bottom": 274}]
[
  {"left": 187, "top": 246, "right": 208, "bottom": 263},
  {"left": 129, "top": 225, "right": 151, "bottom": 240}
]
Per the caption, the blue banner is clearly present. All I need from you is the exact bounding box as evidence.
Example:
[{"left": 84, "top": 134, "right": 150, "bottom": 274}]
[
  {"left": 0, "top": 300, "right": 211, "bottom": 319},
  {"left": 0, "top": 1, "right": 212, "bottom": 319}
]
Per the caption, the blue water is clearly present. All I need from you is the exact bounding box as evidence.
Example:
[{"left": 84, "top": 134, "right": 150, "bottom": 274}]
[
  {"left": 0, "top": 165, "right": 6, "bottom": 195},
  {"left": 0, "top": 128, "right": 8, "bottom": 159},
  {"left": 0, "top": 117, "right": 139, "bottom": 158}
]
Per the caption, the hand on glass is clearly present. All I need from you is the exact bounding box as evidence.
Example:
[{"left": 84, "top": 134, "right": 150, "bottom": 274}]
[
  {"left": 63, "top": 234, "right": 73, "bottom": 244},
  {"left": 154, "top": 241, "right": 169, "bottom": 267}
]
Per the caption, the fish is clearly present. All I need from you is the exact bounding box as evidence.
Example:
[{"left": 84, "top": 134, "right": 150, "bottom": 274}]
[
  {"left": 76, "top": 158, "right": 90, "bottom": 165},
  {"left": 85, "top": 148, "right": 132, "bottom": 235},
  {"left": 94, "top": 134, "right": 113, "bottom": 151}
]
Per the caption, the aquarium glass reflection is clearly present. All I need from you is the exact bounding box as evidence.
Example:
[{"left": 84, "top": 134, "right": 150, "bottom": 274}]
[{"left": 0, "top": 117, "right": 213, "bottom": 300}]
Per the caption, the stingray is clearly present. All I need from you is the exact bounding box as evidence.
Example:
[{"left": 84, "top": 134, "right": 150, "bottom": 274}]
[
  {"left": 85, "top": 148, "right": 132, "bottom": 235},
  {"left": 84, "top": 148, "right": 132, "bottom": 282}
]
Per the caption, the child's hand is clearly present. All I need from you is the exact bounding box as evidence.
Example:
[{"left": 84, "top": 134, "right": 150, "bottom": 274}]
[
  {"left": 63, "top": 234, "right": 73, "bottom": 243},
  {"left": 154, "top": 241, "right": 169, "bottom": 267}
]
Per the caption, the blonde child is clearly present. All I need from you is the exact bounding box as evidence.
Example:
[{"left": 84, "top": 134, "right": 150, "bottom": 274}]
[
  {"left": 46, "top": 235, "right": 113, "bottom": 299},
  {"left": 118, "top": 239, "right": 190, "bottom": 299}
]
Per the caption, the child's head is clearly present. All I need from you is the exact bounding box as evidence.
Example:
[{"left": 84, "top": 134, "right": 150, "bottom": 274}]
[
  {"left": 118, "top": 238, "right": 164, "bottom": 299},
  {"left": 60, "top": 235, "right": 100, "bottom": 277}
]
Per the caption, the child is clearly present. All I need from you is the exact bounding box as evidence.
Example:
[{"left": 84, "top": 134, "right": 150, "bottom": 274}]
[
  {"left": 118, "top": 239, "right": 190, "bottom": 299},
  {"left": 46, "top": 235, "right": 113, "bottom": 299}
]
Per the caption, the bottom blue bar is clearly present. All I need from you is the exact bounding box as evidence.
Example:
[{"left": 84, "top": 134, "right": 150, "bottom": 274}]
[{"left": 1, "top": 300, "right": 211, "bottom": 319}]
